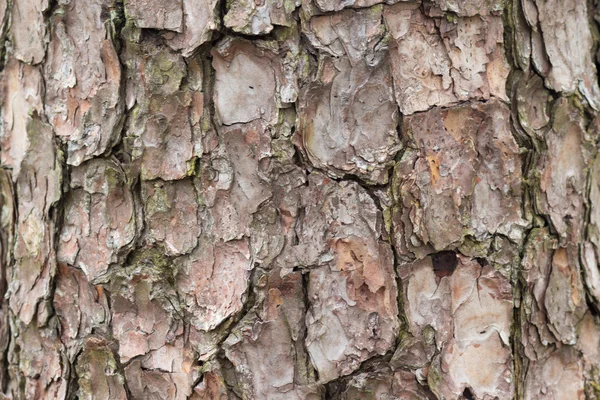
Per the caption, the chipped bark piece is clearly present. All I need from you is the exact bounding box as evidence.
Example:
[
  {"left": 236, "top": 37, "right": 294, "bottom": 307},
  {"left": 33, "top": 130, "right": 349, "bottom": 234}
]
[
  {"left": 577, "top": 315, "right": 600, "bottom": 400},
  {"left": 297, "top": 7, "right": 401, "bottom": 184},
  {"left": 523, "top": 346, "right": 585, "bottom": 400},
  {"left": 0, "top": 0, "right": 5, "bottom": 27},
  {"left": 306, "top": 241, "right": 399, "bottom": 382},
  {"left": 589, "top": 149, "right": 600, "bottom": 249},
  {"left": 249, "top": 146, "right": 307, "bottom": 266},
  {"left": 282, "top": 173, "right": 386, "bottom": 271},
  {"left": 510, "top": 0, "right": 532, "bottom": 71},
  {"left": 536, "top": 98, "right": 592, "bottom": 245},
  {"left": 384, "top": 3, "right": 456, "bottom": 115},
  {"left": 585, "top": 153, "right": 600, "bottom": 308},
  {"left": 225, "top": 0, "right": 296, "bottom": 35},
  {"left": 519, "top": 233, "right": 588, "bottom": 394},
  {"left": 10, "top": 0, "right": 48, "bottom": 64},
  {"left": 280, "top": 174, "right": 398, "bottom": 381},
  {"left": 58, "top": 159, "right": 137, "bottom": 282},
  {"left": 279, "top": 175, "right": 399, "bottom": 381},
  {"left": 224, "top": 269, "right": 323, "bottom": 399},
  {"left": 384, "top": 4, "right": 509, "bottom": 114},
  {"left": 576, "top": 311, "right": 600, "bottom": 384},
  {"left": 212, "top": 40, "right": 276, "bottom": 124},
  {"left": 125, "top": 335, "right": 200, "bottom": 400},
  {"left": 124, "top": 35, "right": 186, "bottom": 97},
  {"left": 75, "top": 338, "right": 127, "bottom": 400},
  {"left": 136, "top": 91, "right": 195, "bottom": 180},
  {"left": 220, "top": 123, "right": 273, "bottom": 225},
  {"left": 142, "top": 179, "right": 199, "bottom": 256},
  {"left": 9, "top": 322, "right": 67, "bottom": 400},
  {"left": 520, "top": 228, "right": 561, "bottom": 357},
  {"left": 516, "top": 73, "right": 551, "bottom": 137},
  {"left": 392, "top": 100, "right": 527, "bottom": 259},
  {"left": 123, "top": 36, "right": 196, "bottom": 181},
  {"left": 44, "top": 0, "right": 124, "bottom": 166},
  {"left": 582, "top": 242, "right": 600, "bottom": 309},
  {"left": 1, "top": 57, "right": 44, "bottom": 174},
  {"left": 466, "top": 102, "right": 527, "bottom": 241},
  {"left": 544, "top": 246, "right": 587, "bottom": 345},
  {"left": 520, "top": 281, "right": 600, "bottom": 400},
  {"left": 126, "top": 0, "right": 183, "bottom": 31},
  {"left": 400, "top": 258, "right": 452, "bottom": 342},
  {"left": 530, "top": 29, "right": 552, "bottom": 78},
  {"left": 8, "top": 116, "right": 61, "bottom": 325},
  {"left": 249, "top": 201, "right": 287, "bottom": 265},
  {"left": 533, "top": 0, "right": 600, "bottom": 108},
  {"left": 54, "top": 265, "right": 109, "bottom": 345},
  {"left": 110, "top": 259, "right": 181, "bottom": 363},
  {"left": 195, "top": 155, "right": 238, "bottom": 241},
  {"left": 197, "top": 121, "right": 273, "bottom": 242},
  {"left": 399, "top": 255, "right": 513, "bottom": 399},
  {"left": 175, "top": 238, "right": 252, "bottom": 331},
  {"left": 521, "top": 0, "right": 538, "bottom": 26},
  {"left": 440, "top": 16, "right": 509, "bottom": 101},
  {"left": 212, "top": 37, "right": 294, "bottom": 126},
  {"left": 164, "top": 0, "right": 220, "bottom": 56},
  {"left": 0, "top": 64, "right": 51, "bottom": 322},
  {"left": 427, "top": 0, "right": 504, "bottom": 16},
  {"left": 302, "top": 6, "right": 385, "bottom": 61}
]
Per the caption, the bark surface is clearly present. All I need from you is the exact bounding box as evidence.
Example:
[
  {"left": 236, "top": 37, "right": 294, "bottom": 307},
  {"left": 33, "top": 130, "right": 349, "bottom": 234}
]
[{"left": 1, "top": 0, "right": 600, "bottom": 399}]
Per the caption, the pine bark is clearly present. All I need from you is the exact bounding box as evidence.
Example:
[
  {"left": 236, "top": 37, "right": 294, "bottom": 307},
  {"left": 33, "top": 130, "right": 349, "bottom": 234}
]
[{"left": 1, "top": 0, "right": 600, "bottom": 399}]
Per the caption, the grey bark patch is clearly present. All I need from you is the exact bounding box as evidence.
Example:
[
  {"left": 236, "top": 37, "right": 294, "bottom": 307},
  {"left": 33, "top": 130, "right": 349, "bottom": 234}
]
[{"left": 297, "top": 7, "right": 401, "bottom": 184}]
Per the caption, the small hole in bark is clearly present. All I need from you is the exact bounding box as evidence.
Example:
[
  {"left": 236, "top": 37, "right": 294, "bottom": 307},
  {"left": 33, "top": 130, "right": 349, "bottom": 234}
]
[
  {"left": 475, "top": 257, "right": 488, "bottom": 267},
  {"left": 463, "top": 387, "right": 475, "bottom": 400},
  {"left": 432, "top": 251, "right": 458, "bottom": 278},
  {"left": 249, "top": 86, "right": 254, "bottom": 89}
]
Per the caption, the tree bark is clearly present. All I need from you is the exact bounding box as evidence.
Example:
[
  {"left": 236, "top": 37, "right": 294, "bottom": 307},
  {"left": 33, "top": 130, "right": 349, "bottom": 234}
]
[{"left": 1, "top": 0, "right": 600, "bottom": 399}]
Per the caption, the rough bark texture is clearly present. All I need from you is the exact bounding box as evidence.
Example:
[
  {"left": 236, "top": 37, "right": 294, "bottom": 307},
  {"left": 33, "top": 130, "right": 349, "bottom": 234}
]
[{"left": 1, "top": 0, "right": 600, "bottom": 399}]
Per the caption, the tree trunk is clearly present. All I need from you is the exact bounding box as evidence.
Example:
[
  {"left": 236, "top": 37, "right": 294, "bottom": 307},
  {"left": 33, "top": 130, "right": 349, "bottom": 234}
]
[{"left": 1, "top": 0, "right": 600, "bottom": 398}]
